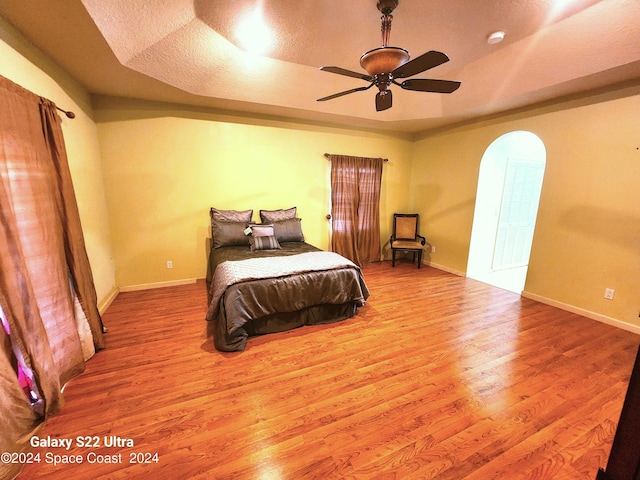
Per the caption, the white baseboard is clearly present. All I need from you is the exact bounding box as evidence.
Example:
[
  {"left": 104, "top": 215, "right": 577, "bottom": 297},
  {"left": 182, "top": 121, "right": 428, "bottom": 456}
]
[
  {"left": 423, "top": 260, "right": 465, "bottom": 277},
  {"left": 98, "top": 287, "right": 119, "bottom": 315},
  {"left": 422, "top": 261, "right": 640, "bottom": 336},
  {"left": 522, "top": 291, "right": 640, "bottom": 336},
  {"left": 119, "top": 278, "right": 198, "bottom": 293}
]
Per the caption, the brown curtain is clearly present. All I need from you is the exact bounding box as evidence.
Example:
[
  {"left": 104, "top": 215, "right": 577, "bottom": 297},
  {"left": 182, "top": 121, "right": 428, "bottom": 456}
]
[
  {"left": 330, "top": 154, "right": 383, "bottom": 266},
  {"left": 0, "top": 75, "right": 104, "bottom": 479}
]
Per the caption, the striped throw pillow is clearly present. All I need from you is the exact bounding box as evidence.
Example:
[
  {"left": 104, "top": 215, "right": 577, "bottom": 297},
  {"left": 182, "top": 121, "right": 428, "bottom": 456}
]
[{"left": 250, "top": 235, "right": 281, "bottom": 251}]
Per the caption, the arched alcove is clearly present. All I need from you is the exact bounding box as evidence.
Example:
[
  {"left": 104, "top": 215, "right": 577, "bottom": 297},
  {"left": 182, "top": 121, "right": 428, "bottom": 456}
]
[{"left": 467, "top": 131, "right": 546, "bottom": 293}]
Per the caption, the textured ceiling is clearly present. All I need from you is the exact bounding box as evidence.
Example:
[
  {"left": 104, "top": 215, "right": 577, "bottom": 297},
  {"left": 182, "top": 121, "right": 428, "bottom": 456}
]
[{"left": 1, "top": 0, "right": 639, "bottom": 134}]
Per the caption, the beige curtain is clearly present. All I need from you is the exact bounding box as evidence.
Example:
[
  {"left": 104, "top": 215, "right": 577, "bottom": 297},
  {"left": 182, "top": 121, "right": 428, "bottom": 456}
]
[
  {"left": 0, "top": 75, "right": 104, "bottom": 479},
  {"left": 330, "top": 154, "right": 383, "bottom": 266}
]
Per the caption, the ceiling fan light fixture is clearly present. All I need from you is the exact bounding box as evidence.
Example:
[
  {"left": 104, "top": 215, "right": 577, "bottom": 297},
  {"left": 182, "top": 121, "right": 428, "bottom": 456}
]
[{"left": 360, "top": 46, "right": 410, "bottom": 76}]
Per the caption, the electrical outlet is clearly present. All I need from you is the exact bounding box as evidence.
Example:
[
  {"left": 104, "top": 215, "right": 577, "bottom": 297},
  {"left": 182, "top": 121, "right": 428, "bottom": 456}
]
[
  {"left": 166, "top": 260, "right": 173, "bottom": 269},
  {"left": 431, "top": 245, "right": 436, "bottom": 253},
  {"left": 604, "top": 288, "right": 614, "bottom": 300}
]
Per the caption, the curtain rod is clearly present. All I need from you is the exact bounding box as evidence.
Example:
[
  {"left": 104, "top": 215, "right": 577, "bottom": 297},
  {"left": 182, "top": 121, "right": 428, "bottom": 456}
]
[
  {"left": 324, "top": 153, "right": 388, "bottom": 162},
  {"left": 56, "top": 105, "right": 76, "bottom": 119}
]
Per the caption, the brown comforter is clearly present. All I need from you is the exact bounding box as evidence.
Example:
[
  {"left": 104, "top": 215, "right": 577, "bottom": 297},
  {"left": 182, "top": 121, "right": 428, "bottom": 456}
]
[{"left": 206, "top": 242, "right": 370, "bottom": 351}]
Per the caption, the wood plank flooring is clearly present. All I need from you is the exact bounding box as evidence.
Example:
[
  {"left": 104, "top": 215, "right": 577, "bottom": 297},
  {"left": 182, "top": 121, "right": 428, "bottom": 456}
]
[{"left": 19, "top": 262, "right": 639, "bottom": 479}]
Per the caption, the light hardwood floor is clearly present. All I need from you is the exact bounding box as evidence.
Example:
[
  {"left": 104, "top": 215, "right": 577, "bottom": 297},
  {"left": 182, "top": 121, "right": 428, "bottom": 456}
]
[{"left": 19, "top": 262, "right": 639, "bottom": 479}]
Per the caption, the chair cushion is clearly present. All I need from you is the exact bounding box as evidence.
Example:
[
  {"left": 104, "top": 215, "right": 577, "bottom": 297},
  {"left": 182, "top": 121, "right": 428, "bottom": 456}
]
[
  {"left": 396, "top": 216, "right": 418, "bottom": 240},
  {"left": 392, "top": 240, "right": 423, "bottom": 250}
]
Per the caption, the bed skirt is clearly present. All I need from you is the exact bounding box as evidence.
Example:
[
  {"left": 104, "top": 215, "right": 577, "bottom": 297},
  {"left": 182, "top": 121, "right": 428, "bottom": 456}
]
[{"left": 209, "top": 301, "right": 357, "bottom": 352}]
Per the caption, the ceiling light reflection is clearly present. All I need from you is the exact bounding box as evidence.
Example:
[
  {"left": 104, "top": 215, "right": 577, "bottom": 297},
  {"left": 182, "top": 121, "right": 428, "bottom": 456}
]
[{"left": 236, "top": 3, "right": 274, "bottom": 56}]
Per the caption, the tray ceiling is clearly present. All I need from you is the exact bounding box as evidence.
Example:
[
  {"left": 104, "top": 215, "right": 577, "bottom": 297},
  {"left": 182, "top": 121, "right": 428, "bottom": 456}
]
[{"left": 1, "top": 0, "right": 639, "bottom": 134}]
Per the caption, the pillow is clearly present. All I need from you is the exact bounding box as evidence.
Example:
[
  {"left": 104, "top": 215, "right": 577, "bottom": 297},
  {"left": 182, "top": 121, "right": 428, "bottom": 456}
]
[
  {"left": 212, "top": 221, "right": 250, "bottom": 249},
  {"left": 250, "top": 223, "right": 275, "bottom": 237},
  {"left": 273, "top": 218, "right": 304, "bottom": 243},
  {"left": 259, "top": 207, "right": 296, "bottom": 223},
  {"left": 249, "top": 235, "right": 281, "bottom": 251},
  {"left": 210, "top": 207, "right": 253, "bottom": 223}
]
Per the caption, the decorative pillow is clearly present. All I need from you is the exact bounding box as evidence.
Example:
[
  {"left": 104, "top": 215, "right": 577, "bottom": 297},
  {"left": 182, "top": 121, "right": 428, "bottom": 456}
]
[
  {"left": 210, "top": 207, "right": 253, "bottom": 222},
  {"left": 250, "top": 223, "right": 275, "bottom": 237},
  {"left": 259, "top": 207, "right": 296, "bottom": 223},
  {"left": 249, "top": 235, "right": 281, "bottom": 251},
  {"left": 212, "top": 221, "right": 250, "bottom": 249},
  {"left": 273, "top": 218, "right": 304, "bottom": 243}
]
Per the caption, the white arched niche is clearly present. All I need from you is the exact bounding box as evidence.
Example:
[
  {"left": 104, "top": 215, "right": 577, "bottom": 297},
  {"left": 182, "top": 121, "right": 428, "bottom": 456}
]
[{"left": 467, "top": 131, "right": 546, "bottom": 294}]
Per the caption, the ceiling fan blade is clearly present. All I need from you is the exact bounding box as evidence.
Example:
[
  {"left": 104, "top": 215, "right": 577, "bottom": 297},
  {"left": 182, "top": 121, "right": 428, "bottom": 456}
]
[
  {"left": 392, "top": 50, "right": 450, "bottom": 79},
  {"left": 317, "top": 84, "right": 373, "bottom": 102},
  {"left": 400, "top": 78, "right": 461, "bottom": 94},
  {"left": 319, "top": 66, "right": 373, "bottom": 81},
  {"left": 375, "top": 90, "right": 392, "bottom": 111}
]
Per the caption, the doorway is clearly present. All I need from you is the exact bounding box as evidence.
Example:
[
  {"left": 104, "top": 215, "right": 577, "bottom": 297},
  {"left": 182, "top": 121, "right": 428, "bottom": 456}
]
[{"left": 467, "top": 131, "right": 546, "bottom": 294}]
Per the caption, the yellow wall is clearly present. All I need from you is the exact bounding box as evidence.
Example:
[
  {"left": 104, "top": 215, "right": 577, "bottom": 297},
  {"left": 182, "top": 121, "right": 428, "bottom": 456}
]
[
  {"left": 0, "top": 18, "right": 116, "bottom": 308},
  {"left": 411, "top": 87, "right": 640, "bottom": 327},
  {"left": 94, "top": 98, "right": 413, "bottom": 287}
]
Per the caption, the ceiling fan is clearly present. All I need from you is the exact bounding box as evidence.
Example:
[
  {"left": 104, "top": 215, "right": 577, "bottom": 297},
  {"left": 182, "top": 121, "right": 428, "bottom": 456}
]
[{"left": 317, "top": 0, "right": 461, "bottom": 112}]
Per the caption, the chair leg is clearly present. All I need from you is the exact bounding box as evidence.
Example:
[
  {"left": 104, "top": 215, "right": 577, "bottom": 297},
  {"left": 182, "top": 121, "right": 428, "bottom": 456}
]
[
  {"left": 392, "top": 251, "right": 395, "bottom": 267},
  {"left": 418, "top": 250, "right": 422, "bottom": 268}
]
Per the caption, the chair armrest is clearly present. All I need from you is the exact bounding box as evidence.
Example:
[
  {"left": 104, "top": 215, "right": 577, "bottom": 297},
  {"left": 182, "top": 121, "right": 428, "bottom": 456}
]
[{"left": 417, "top": 234, "right": 426, "bottom": 246}]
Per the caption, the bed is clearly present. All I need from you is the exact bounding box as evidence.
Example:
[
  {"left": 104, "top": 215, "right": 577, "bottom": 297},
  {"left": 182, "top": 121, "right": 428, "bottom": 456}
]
[{"left": 205, "top": 207, "right": 370, "bottom": 352}]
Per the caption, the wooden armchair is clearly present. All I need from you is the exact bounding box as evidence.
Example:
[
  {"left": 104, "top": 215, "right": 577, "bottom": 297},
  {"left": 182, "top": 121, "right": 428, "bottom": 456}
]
[{"left": 390, "top": 213, "right": 426, "bottom": 268}]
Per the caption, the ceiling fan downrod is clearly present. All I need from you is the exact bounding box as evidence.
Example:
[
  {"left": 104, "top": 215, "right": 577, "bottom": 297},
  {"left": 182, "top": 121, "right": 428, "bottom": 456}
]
[
  {"left": 360, "top": 0, "right": 407, "bottom": 84},
  {"left": 378, "top": 0, "right": 398, "bottom": 47}
]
